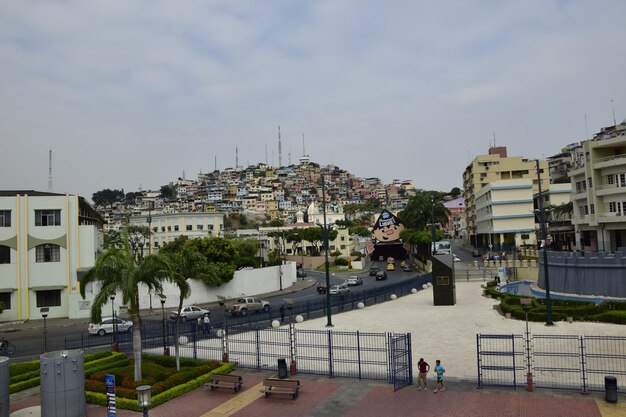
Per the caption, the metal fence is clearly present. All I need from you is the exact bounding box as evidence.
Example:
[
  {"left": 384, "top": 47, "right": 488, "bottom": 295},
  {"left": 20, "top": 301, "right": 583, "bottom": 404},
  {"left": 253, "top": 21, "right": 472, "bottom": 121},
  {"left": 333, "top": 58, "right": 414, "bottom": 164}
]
[{"left": 477, "top": 333, "right": 626, "bottom": 393}]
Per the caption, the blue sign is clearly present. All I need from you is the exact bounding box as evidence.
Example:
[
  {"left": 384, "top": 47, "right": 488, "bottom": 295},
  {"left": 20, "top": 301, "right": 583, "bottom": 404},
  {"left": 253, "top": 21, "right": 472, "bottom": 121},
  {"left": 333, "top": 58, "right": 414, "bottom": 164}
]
[{"left": 105, "top": 374, "right": 116, "bottom": 416}]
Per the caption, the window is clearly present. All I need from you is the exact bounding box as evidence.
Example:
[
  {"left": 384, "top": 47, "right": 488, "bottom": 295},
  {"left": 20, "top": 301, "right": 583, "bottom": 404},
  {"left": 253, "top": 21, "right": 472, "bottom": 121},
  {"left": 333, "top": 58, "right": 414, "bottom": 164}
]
[
  {"left": 35, "top": 244, "right": 61, "bottom": 262},
  {"left": 590, "top": 204, "right": 595, "bottom": 214},
  {"left": 161, "top": 226, "right": 165, "bottom": 232},
  {"left": 608, "top": 175, "right": 615, "bottom": 185},
  {"left": 0, "top": 292, "right": 10, "bottom": 309},
  {"left": 186, "top": 225, "right": 192, "bottom": 231},
  {"left": 153, "top": 227, "right": 158, "bottom": 233},
  {"left": 174, "top": 225, "right": 179, "bottom": 231},
  {"left": 35, "top": 210, "right": 61, "bottom": 226},
  {"left": 197, "top": 224, "right": 203, "bottom": 230},
  {"left": 588, "top": 177, "right": 593, "bottom": 188},
  {"left": 0, "top": 246, "right": 10, "bottom": 264},
  {"left": 0, "top": 210, "right": 11, "bottom": 227},
  {"left": 36, "top": 290, "right": 61, "bottom": 307},
  {"left": 167, "top": 226, "right": 171, "bottom": 231}
]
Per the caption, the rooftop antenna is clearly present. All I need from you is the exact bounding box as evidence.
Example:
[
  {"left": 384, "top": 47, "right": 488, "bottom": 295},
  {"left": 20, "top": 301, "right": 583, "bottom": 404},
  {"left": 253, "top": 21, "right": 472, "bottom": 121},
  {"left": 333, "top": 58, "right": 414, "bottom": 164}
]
[
  {"left": 611, "top": 99, "right": 617, "bottom": 126},
  {"left": 278, "top": 126, "right": 283, "bottom": 168},
  {"left": 48, "top": 148, "right": 53, "bottom": 192},
  {"left": 182, "top": 170, "right": 186, "bottom": 180},
  {"left": 236, "top": 145, "right": 239, "bottom": 170},
  {"left": 585, "top": 114, "right": 589, "bottom": 138},
  {"left": 214, "top": 155, "right": 217, "bottom": 171},
  {"left": 265, "top": 144, "right": 268, "bottom": 165}
]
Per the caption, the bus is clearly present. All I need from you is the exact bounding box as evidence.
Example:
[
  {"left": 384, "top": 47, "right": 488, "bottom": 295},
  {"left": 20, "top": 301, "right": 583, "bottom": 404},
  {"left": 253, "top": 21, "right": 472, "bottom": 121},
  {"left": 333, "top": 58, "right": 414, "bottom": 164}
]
[{"left": 432, "top": 241, "right": 451, "bottom": 255}]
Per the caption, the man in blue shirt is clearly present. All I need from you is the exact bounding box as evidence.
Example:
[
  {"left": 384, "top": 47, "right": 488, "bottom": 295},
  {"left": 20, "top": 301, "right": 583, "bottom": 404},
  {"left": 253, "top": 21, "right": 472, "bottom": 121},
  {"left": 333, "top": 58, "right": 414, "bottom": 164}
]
[{"left": 433, "top": 359, "right": 445, "bottom": 392}]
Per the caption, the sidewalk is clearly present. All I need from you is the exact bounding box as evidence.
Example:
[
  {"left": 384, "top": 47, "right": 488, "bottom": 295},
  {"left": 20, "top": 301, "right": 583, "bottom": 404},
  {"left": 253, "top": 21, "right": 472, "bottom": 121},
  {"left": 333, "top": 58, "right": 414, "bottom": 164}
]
[{"left": 10, "top": 370, "right": 624, "bottom": 417}]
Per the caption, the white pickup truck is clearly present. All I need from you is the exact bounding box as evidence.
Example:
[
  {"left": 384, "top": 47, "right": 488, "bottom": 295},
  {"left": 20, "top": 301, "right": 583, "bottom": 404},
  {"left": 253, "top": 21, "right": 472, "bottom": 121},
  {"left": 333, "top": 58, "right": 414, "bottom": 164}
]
[{"left": 229, "top": 297, "right": 271, "bottom": 316}]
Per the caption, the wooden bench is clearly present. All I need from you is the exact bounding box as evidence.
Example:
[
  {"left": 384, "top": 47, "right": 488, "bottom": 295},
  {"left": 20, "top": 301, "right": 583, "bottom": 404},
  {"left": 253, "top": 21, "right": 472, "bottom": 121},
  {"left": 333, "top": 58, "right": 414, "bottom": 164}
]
[
  {"left": 206, "top": 374, "right": 243, "bottom": 392},
  {"left": 262, "top": 378, "right": 300, "bottom": 399}
]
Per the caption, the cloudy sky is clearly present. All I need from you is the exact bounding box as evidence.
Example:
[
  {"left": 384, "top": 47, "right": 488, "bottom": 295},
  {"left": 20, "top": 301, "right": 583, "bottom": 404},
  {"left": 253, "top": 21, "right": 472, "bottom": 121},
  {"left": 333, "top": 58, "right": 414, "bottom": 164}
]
[{"left": 2, "top": 1, "right": 625, "bottom": 201}]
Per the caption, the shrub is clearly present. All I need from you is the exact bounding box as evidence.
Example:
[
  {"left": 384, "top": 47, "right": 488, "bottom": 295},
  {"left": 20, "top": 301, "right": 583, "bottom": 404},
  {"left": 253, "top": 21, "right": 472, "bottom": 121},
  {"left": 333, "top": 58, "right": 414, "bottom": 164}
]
[{"left": 334, "top": 258, "right": 349, "bottom": 266}]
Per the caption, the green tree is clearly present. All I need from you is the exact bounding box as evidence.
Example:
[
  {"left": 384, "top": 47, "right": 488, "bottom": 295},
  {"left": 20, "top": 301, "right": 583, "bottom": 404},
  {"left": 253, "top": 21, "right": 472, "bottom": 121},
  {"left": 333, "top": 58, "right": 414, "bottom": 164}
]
[
  {"left": 160, "top": 185, "right": 175, "bottom": 199},
  {"left": 92, "top": 189, "right": 124, "bottom": 206},
  {"left": 449, "top": 187, "right": 462, "bottom": 197},
  {"left": 79, "top": 231, "right": 173, "bottom": 381},
  {"left": 398, "top": 191, "right": 450, "bottom": 230},
  {"left": 103, "top": 230, "right": 123, "bottom": 249},
  {"left": 349, "top": 226, "right": 371, "bottom": 237}
]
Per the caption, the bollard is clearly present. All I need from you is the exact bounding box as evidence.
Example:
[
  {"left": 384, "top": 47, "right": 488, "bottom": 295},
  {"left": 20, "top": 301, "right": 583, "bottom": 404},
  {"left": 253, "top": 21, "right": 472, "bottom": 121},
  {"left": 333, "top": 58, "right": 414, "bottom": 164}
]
[{"left": 277, "top": 358, "right": 288, "bottom": 379}]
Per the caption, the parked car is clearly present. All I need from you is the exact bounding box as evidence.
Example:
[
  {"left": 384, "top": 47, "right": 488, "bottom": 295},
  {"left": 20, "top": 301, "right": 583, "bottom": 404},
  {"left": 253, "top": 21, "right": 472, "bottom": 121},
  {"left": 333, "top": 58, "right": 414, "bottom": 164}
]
[
  {"left": 376, "top": 271, "right": 388, "bottom": 281},
  {"left": 169, "top": 305, "right": 210, "bottom": 321},
  {"left": 329, "top": 284, "right": 350, "bottom": 296},
  {"left": 88, "top": 317, "right": 133, "bottom": 336},
  {"left": 297, "top": 269, "right": 307, "bottom": 278},
  {"left": 229, "top": 297, "right": 271, "bottom": 316},
  {"left": 346, "top": 276, "right": 363, "bottom": 286},
  {"left": 472, "top": 249, "right": 481, "bottom": 257},
  {"left": 400, "top": 260, "right": 408, "bottom": 268},
  {"left": 386, "top": 263, "right": 395, "bottom": 271},
  {"left": 369, "top": 265, "right": 380, "bottom": 276},
  {"left": 402, "top": 265, "right": 412, "bottom": 272},
  {"left": 317, "top": 282, "right": 328, "bottom": 294}
]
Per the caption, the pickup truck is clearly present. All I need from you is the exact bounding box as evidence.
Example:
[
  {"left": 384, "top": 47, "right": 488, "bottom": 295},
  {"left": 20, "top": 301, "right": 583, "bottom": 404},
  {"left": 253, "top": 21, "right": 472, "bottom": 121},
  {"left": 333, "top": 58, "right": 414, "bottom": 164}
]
[{"left": 228, "top": 297, "right": 271, "bottom": 316}]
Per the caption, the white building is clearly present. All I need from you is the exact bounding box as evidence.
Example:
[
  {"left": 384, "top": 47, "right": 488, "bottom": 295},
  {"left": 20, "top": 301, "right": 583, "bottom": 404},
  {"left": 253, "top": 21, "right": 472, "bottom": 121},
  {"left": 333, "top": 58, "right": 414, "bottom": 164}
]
[
  {"left": 0, "top": 191, "right": 104, "bottom": 321},
  {"left": 129, "top": 211, "right": 225, "bottom": 251}
]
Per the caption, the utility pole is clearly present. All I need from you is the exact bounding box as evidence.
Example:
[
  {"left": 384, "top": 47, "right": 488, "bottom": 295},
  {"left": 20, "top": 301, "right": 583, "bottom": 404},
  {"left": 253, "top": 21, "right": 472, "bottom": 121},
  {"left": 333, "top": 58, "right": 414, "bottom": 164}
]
[{"left": 536, "top": 159, "right": 553, "bottom": 326}]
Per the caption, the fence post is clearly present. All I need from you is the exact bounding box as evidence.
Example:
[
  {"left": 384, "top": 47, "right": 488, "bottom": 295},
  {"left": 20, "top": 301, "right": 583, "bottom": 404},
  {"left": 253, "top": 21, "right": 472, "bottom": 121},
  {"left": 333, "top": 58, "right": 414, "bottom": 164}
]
[
  {"left": 256, "top": 327, "right": 261, "bottom": 371},
  {"left": 192, "top": 321, "right": 197, "bottom": 360},
  {"left": 580, "top": 335, "right": 587, "bottom": 394},
  {"left": 327, "top": 330, "right": 334, "bottom": 379},
  {"left": 357, "top": 331, "right": 362, "bottom": 380},
  {"left": 512, "top": 334, "right": 517, "bottom": 389},
  {"left": 476, "top": 334, "right": 482, "bottom": 388},
  {"left": 407, "top": 332, "right": 413, "bottom": 384}
]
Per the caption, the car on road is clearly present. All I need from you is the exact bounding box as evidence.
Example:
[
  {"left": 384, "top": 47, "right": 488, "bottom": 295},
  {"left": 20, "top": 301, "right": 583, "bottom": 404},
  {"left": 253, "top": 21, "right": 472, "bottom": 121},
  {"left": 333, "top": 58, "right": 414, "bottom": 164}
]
[
  {"left": 369, "top": 265, "right": 380, "bottom": 276},
  {"left": 400, "top": 260, "right": 408, "bottom": 268},
  {"left": 88, "top": 317, "right": 133, "bottom": 336},
  {"left": 317, "top": 282, "right": 328, "bottom": 294},
  {"left": 472, "top": 249, "right": 481, "bottom": 257},
  {"left": 229, "top": 297, "right": 271, "bottom": 316},
  {"left": 375, "top": 271, "right": 388, "bottom": 281},
  {"left": 169, "top": 306, "right": 210, "bottom": 321},
  {"left": 453, "top": 254, "right": 461, "bottom": 262},
  {"left": 402, "top": 265, "right": 412, "bottom": 272},
  {"left": 346, "top": 276, "right": 363, "bottom": 286},
  {"left": 297, "top": 269, "right": 307, "bottom": 278},
  {"left": 386, "top": 263, "right": 395, "bottom": 271},
  {"left": 329, "top": 284, "right": 350, "bottom": 296}
]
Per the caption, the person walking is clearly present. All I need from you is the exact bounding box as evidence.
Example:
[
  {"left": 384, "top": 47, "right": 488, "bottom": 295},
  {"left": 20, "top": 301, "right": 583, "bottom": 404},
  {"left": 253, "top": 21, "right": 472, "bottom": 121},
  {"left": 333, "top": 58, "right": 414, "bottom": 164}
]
[
  {"left": 416, "top": 358, "right": 430, "bottom": 390},
  {"left": 433, "top": 359, "right": 445, "bottom": 392},
  {"left": 279, "top": 305, "right": 285, "bottom": 323},
  {"left": 203, "top": 314, "right": 211, "bottom": 335}
]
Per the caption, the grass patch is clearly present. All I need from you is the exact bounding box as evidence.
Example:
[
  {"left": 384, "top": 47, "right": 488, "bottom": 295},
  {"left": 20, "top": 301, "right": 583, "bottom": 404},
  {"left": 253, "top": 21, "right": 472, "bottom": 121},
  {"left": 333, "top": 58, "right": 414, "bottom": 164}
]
[{"left": 484, "top": 281, "right": 626, "bottom": 324}]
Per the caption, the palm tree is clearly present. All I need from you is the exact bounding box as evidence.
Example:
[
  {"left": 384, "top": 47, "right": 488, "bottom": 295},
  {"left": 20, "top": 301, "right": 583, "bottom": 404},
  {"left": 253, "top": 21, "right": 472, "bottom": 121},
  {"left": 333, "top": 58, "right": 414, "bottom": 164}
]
[
  {"left": 80, "top": 230, "right": 171, "bottom": 381},
  {"left": 164, "top": 247, "right": 207, "bottom": 370}
]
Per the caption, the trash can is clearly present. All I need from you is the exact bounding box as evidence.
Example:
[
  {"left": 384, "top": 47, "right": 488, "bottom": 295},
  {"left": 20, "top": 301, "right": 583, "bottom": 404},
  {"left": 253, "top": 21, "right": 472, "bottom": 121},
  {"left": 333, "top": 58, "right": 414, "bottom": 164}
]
[
  {"left": 605, "top": 376, "right": 618, "bottom": 403},
  {"left": 277, "top": 358, "right": 288, "bottom": 379}
]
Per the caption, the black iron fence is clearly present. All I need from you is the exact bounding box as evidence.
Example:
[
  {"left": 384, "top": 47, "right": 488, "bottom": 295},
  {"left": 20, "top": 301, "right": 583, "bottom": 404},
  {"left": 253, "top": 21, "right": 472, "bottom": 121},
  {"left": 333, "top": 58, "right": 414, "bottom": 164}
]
[{"left": 477, "top": 333, "right": 626, "bottom": 393}]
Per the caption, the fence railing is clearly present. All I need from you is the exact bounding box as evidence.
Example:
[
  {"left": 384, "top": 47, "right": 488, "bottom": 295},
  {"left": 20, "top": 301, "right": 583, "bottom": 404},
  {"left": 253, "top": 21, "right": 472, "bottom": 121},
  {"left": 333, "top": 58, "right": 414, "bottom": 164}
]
[{"left": 477, "top": 333, "right": 626, "bottom": 393}]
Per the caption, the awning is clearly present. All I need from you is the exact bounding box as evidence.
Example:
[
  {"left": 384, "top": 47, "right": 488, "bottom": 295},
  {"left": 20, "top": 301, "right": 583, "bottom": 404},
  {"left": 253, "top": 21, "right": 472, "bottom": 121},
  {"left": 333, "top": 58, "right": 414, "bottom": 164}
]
[{"left": 29, "top": 285, "right": 67, "bottom": 291}]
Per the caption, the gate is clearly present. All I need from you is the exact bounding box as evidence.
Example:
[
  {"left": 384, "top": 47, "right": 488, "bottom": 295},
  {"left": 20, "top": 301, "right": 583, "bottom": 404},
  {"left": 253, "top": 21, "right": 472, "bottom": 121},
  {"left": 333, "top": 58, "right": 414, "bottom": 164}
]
[
  {"left": 476, "top": 334, "right": 525, "bottom": 388},
  {"left": 388, "top": 333, "right": 413, "bottom": 391}
]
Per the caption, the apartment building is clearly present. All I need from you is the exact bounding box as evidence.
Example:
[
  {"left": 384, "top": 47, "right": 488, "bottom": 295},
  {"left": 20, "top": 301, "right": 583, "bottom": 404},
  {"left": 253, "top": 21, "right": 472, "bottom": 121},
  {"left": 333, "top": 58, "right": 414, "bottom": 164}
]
[
  {"left": 474, "top": 179, "right": 537, "bottom": 250},
  {"left": 534, "top": 183, "right": 574, "bottom": 251},
  {"left": 0, "top": 191, "right": 104, "bottom": 320},
  {"left": 569, "top": 122, "right": 626, "bottom": 251},
  {"left": 463, "top": 146, "right": 548, "bottom": 247}
]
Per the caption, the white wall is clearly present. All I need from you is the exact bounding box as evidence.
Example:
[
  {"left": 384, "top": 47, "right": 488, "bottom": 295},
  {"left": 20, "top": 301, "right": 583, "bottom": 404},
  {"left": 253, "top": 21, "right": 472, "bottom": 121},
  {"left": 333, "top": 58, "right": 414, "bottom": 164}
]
[{"left": 138, "top": 261, "right": 298, "bottom": 310}]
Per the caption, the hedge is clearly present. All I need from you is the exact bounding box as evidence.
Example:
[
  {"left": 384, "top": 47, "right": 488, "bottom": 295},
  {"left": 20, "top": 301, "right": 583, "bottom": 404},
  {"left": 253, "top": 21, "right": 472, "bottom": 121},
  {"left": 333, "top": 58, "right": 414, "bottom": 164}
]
[
  {"left": 85, "top": 361, "right": 236, "bottom": 411},
  {"left": 484, "top": 281, "right": 626, "bottom": 324}
]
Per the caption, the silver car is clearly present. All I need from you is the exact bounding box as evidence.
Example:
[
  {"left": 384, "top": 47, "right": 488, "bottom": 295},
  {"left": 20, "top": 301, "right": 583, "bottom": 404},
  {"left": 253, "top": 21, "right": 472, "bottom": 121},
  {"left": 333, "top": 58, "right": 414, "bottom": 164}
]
[
  {"left": 329, "top": 284, "right": 350, "bottom": 296},
  {"left": 169, "top": 305, "right": 210, "bottom": 321},
  {"left": 346, "top": 276, "right": 363, "bottom": 286},
  {"left": 88, "top": 317, "right": 133, "bottom": 336}
]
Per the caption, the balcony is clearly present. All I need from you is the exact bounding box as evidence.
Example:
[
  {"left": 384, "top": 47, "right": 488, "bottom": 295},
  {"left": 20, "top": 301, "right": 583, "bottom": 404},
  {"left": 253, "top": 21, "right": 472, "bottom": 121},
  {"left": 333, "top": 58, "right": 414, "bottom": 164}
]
[
  {"left": 597, "top": 212, "right": 626, "bottom": 224},
  {"left": 593, "top": 153, "right": 626, "bottom": 170},
  {"left": 595, "top": 183, "right": 626, "bottom": 197}
]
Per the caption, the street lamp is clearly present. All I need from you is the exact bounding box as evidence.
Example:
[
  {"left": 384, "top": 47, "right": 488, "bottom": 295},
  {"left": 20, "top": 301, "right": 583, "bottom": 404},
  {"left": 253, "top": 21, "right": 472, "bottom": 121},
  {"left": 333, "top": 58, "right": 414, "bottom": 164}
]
[
  {"left": 521, "top": 298, "right": 533, "bottom": 391},
  {"left": 40, "top": 307, "right": 49, "bottom": 353},
  {"left": 535, "top": 159, "right": 553, "bottom": 326},
  {"left": 159, "top": 295, "right": 169, "bottom": 356},
  {"left": 136, "top": 385, "right": 152, "bottom": 417},
  {"left": 110, "top": 295, "right": 118, "bottom": 352},
  {"left": 321, "top": 174, "right": 333, "bottom": 328}
]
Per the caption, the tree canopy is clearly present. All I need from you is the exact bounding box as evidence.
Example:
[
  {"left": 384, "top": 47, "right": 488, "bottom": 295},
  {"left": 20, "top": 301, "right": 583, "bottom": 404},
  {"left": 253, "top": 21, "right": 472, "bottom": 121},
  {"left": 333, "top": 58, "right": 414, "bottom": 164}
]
[{"left": 91, "top": 188, "right": 124, "bottom": 206}]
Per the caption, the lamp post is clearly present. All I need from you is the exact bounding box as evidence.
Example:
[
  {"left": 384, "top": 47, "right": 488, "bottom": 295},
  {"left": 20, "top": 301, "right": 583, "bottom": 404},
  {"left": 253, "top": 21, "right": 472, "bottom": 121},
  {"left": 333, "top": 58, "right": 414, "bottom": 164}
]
[
  {"left": 40, "top": 307, "right": 49, "bottom": 353},
  {"left": 110, "top": 295, "right": 118, "bottom": 352},
  {"left": 159, "top": 295, "right": 169, "bottom": 356},
  {"left": 521, "top": 298, "right": 533, "bottom": 391},
  {"left": 536, "top": 159, "right": 553, "bottom": 326},
  {"left": 136, "top": 385, "right": 152, "bottom": 417},
  {"left": 431, "top": 198, "right": 437, "bottom": 256},
  {"left": 322, "top": 174, "right": 333, "bottom": 327}
]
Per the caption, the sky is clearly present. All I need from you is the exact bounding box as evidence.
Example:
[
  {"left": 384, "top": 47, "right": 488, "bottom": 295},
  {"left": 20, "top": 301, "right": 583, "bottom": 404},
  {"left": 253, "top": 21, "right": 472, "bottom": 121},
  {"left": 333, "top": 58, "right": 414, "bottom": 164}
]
[{"left": 2, "top": 1, "right": 626, "bottom": 201}]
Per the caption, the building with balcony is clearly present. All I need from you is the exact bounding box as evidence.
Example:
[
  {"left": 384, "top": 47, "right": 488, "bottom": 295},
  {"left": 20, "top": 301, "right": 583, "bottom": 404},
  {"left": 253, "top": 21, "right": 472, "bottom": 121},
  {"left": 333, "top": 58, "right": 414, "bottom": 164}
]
[
  {"left": 0, "top": 191, "right": 104, "bottom": 321},
  {"left": 534, "top": 183, "right": 574, "bottom": 251},
  {"left": 569, "top": 122, "right": 626, "bottom": 251},
  {"left": 463, "top": 146, "right": 549, "bottom": 248}
]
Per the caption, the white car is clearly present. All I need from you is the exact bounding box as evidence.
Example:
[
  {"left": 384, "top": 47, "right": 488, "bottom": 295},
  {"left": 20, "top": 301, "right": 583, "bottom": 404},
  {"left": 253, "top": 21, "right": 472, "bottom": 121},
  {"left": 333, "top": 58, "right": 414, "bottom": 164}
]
[
  {"left": 88, "top": 317, "right": 133, "bottom": 336},
  {"left": 169, "top": 305, "right": 210, "bottom": 321},
  {"left": 453, "top": 254, "right": 461, "bottom": 262},
  {"left": 346, "top": 276, "right": 363, "bottom": 286},
  {"left": 329, "top": 284, "right": 350, "bottom": 296}
]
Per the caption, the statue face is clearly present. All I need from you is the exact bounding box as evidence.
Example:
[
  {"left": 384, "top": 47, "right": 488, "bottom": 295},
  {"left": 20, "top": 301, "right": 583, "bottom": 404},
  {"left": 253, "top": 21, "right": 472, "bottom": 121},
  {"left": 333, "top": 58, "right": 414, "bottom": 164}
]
[{"left": 372, "top": 210, "right": 404, "bottom": 242}]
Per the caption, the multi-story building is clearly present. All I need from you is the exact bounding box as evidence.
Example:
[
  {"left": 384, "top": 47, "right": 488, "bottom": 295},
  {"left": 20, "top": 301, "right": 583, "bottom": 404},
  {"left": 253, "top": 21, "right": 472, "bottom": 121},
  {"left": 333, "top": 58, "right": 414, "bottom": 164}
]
[
  {"left": 443, "top": 197, "right": 465, "bottom": 238},
  {"left": 0, "top": 191, "right": 104, "bottom": 320},
  {"left": 129, "top": 211, "right": 224, "bottom": 251},
  {"left": 474, "top": 179, "right": 537, "bottom": 250},
  {"left": 463, "top": 146, "right": 548, "bottom": 248},
  {"left": 569, "top": 122, "right": 626, "bottom": 251},
  {"left": 534, "top": 183, "right": 574, "bottom": 251}
]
